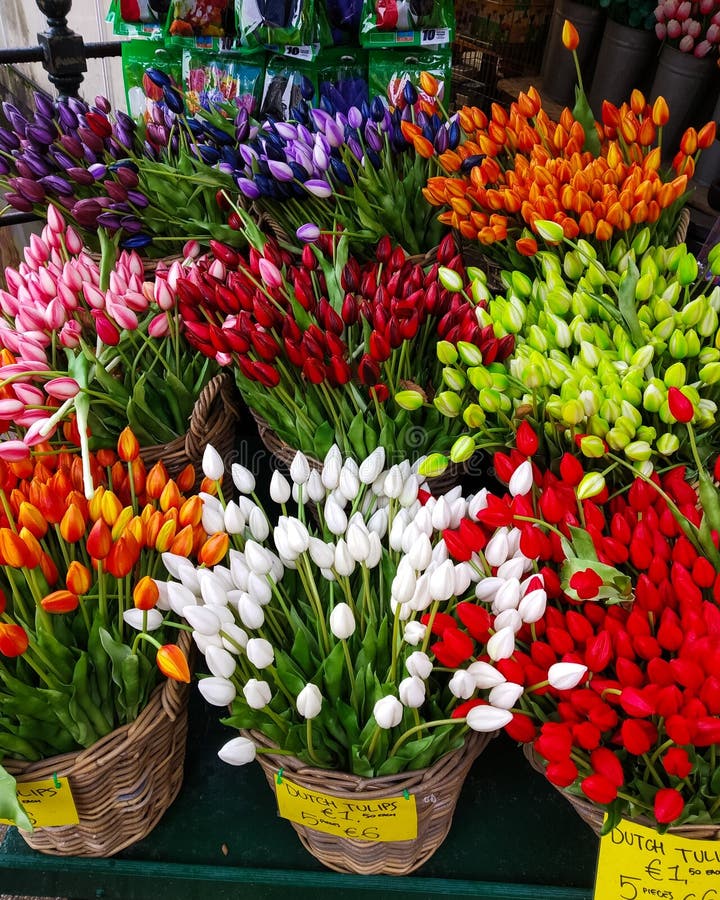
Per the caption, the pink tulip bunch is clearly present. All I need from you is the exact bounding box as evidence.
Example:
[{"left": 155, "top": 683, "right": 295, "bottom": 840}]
[
  {"left": 0, "top": 206, "right": 214, "bottom": 485},
  {"left": 654, "top": 0, "right": 720, "bottom": 55}
]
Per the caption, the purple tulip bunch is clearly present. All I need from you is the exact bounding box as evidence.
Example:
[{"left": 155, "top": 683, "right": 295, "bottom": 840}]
[
  {"left": 231, "top": 89, "right": 461, "bottom": 257},
  {"left": 654, "top": 0, "right": 720, "bottom": 55},
  {"left": 0, "top": 90, "right": 247, "bottom": 256}
]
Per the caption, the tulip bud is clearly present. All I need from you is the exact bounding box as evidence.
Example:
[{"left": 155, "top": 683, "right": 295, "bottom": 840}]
[
  {"left": 218, "top": 736, "right": 256, "bottom": 766},
  {"left": 488, "top": 681, "right": 524, "bottom": 709},
  {"left": 232, "top": 464, "right": 255, "bottom": 494},
  {"left": 449, "top": 669, "right": 476, "bottom": 700},
  {"left": 206, "top": 645, "right": 237, "bottom": 680},
  {"left": 243, "top": 678, "right": 272, "bottom": 709},
  {"left": 246, "top": 637, "right": 274, "bottom": 669},
  {"left": 329, "top": 602, "right": 356, "bottom": 639},
  {"left": 290, "top": 452, "right": 311, "bottom": 485},
  {"left": 198, "top": 676, "right": 237, "bottom": 706},
  {"left": 202, "top": 445, "right": 224, "bottom": 482},
  {"left": 438, "top": 267, "right": 464, "bottom": 293},
  {"left": 535, "top": 220, "right": 565, "bottom": 244},
  {"left": 548, "top": 662, "right": 588, "bottom": 690},
  {"left": 487, "top": 625, "right": 516, "bottom": 660},
  {"left": 123, "top": 608, "right": 163, "bottom": 631},
  {"left": 577, "top": 472, "right": 606, "bottom": 500},
  {"left": 467, "top": 660, "right": 506, "bottom": 689},
  {"left": 466, "top": 705, "right": 513, "bottom": 732},
  {"left": 395, "top": 390, "right": 425, "bottom": 411},
  {"left": 399, "top": 675, "right": 426, "bottom": 708},
  {"left": 373, "top": 694, "right": 403, "bottom": 728},
  {"left": 508, "top": 460, "right": 533, "bottom": 497},
  {"left": 183, "top": 604, "right": 222, "bottom": 636}
]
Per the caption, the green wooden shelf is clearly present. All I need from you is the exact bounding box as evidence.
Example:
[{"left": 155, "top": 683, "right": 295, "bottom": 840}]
[{"left": 0, "top": 692, "right": 599, "bottom": 900}]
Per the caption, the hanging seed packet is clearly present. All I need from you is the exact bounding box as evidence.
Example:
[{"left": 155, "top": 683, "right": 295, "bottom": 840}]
[
  {"left": 119, "top": 0, "right": 171, "bottom": 22},
  {"left": 235, "top": 0, "right": 315, "bottom": 49},
  {"left": 108, "top": 0, "right": 167, "bottom": 37},
  {"left": 122, "top": 40, "right": 184, "bottom": 119},
  {"left": 317, "top": 47, "right": 368, "bottom": 114},
  {"left": 183, "top": 49, "right": 264, "bottom": 115},
  {"left": 260, "top": 55, "right": 317, "bottom": 120},
  {"left": 323, "top": 0, "right": 363, "bottom": 44},
  {"left": 368, "top": 47, "right": 450, "bottom": 113},
  {"left": 168, "top": 0, "right": 232, "bottom": 36},
  {"left": 359, "top": 0, "right": 454, "bottom": 47}
]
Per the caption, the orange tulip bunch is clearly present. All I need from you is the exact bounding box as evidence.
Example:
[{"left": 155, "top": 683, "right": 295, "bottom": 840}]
[
  {"left": 0, "top": 429, "right": 211, "bottom": 782},
  {"left": 422, "top": 87, "right": 714, "bottom": 268}
]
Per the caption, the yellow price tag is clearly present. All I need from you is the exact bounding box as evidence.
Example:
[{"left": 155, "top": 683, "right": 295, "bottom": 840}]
[
  {"left": 0, "top": 777, "right": 79, "bottom": 829},
  {"left": 274, "top": 775, "right": 417, "bottom": 842},
  {"left": 595, "top": 816, "right": 720, "bottom": 900}
]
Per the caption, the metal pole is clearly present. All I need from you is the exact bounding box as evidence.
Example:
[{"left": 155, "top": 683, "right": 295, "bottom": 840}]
[{"left": 34, "top": 0, "right": 87, "bottom": 98}]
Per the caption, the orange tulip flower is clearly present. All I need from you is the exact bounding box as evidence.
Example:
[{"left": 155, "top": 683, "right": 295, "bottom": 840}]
[
  {"left": 698, "top": 120, "right": 717, "bottom": 149},
  {"left": 169, "top": 524, "right": 194, "bottom": 558},
  {"left": 595, "top": 219, "right": 613, "bottom": 241},
  {"left": 17, "top": 501, "right": 48, "bottom": 539},
  {"left": 680, "top": 127, "right": 698, "bottom": 156},
  {"left": 133, "top": 575, "right": 159, "bottom": 611},
  {"left": 41, "top": 590, "right": 79, "bottom": 614},
  {"left": 156, "top": 644, "right": 191, "bottom": 683},
  {"left": 562, "top": 19, "right": 579, "bottom": 50},
  {"left": 0, "top": 622, "right": 29, "bottom": 657},
  {"left": 651, "top": 96, "right": 669, "bottom": 127},
  {"left": 66, "top": 560, "right": 92, "bottom": 595},
  {"left": 630, "top": 89, "right": 646, "bottom": 116},
  {"left": 86, "top": 517, "right": 112, "bottom": 560},
  {"left": 117, "top": 427, "right": 140, "bottom": 462},
  {"left": 176, "top": 464, "right": 195, "bottom": 493},
  {"left": 199, "top": 532, "right": 229, "bottom": 567},
  {"left": 18, "top": 528, "right": 42, "bottom": 569},
  {"left": 0, "top": 527, "right": 32, "bottom": 568},
  {"left": 105, "top": 533, "right": 139, "bottom": 579},
  {"left": 155, "top": 519, "right": 177, "bottom": 553},
  {"left": 419, "top": 71, "right": 439, "bottom": 97},
  {"left": 146, "top": 461, "right": 169, "bottom": 500},
  {"left": 516, "top": 236, "right": 539, "bottom": 256},
  {"left": 111, "top": 506, "right": 134, "bottom": 541},
  {"left": 96, "top": 448, "right": 116, "bottom": 468},
  {"left": 39, "top": 551, "right": 59, "bottom": 587}
]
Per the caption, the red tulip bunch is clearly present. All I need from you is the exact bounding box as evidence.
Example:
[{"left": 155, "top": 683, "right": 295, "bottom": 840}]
[
  {"left": 171, "top": 231, "right": 514, "bottom": 463},
  {"left": 435, "top": 422, "right": 720, "bottom": 831}
]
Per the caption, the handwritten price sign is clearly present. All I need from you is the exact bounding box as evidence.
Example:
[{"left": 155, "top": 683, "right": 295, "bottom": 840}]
[
  {"left": 275, "top": 776, "right": 417, "bottom": 842},
  {"left": 0, "top": 777, "right": 79, "bottom": 829},
  {"left": 595, "top": 817, "right": 720, "bottom": 900}
]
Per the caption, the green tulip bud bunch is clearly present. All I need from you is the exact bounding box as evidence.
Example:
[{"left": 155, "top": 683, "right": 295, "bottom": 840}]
[{"left": 418, "top": 227, "right": 720, "bottom": 480}]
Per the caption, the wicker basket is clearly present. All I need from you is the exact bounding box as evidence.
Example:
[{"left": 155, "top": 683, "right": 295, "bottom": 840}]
[
  {"left": 3, "top": 632, "right": 192, "bottom": 857},
  {"left": 247, "top": 729, "right": 491, "bottom": 875},
  {"left": 249, "top": 408, "right": 467, "bottom": 496},
  {"left": 140, "top": 371, "right": 240, "bottom": 493},
  {"left": 523, "top": 744, "right": 720, "bottom": 841}
]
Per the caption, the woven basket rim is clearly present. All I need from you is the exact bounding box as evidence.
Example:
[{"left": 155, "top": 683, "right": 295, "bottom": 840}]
[{"left": 4, "top": 630, "right": 192, "bottom": 782}]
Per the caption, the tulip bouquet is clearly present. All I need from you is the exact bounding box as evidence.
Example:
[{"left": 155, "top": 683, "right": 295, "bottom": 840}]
[
  {"left": 402, "top": 227, "right": 720, "bottom": 480},
  {"left": 655, "top": 0, "right": 720, "bottom": 55},
  {"left": 422, "top": 87, "right": 711, "bottom": 270},
  {"left": 0, "top": 86, "right": 243, "bottom": 255},
  {"left": 160, "top": 442, "right": 553, "bottom": 776},
  {"left": 0, "top": 430, "right": 205, "bottom": 828},
  {"left": 0, "top": 207, "right": 216, "bottom": 472},
  {"left": 452, "top": 431, "right": 720, "bottom": 833},
  {"left": 231, "top": 77, "right": 457, "bottom": 257},
  {"left": 170, "top": 226, "right": 513, "bottom": 465}
]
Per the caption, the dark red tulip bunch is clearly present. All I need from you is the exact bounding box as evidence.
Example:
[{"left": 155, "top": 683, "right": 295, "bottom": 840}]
[
  {"left": 435, "top": 421, "right": 720, "bottom": 832},
  {"left": 171, "top": 231, "right": 514, "bottom": 463}
]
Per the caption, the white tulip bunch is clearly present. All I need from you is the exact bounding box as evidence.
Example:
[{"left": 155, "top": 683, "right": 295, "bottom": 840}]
[{"left": 160, "top": 443, "right": 550, "bottom": 775}]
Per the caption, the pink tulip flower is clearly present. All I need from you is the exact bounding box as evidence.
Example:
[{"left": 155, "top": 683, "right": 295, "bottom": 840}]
[
  {"left": 0, "top": 440, "right": 30, "bottom": 461},
  {"left": 44, "top": 377, "right": 80, "bottom": 400}
]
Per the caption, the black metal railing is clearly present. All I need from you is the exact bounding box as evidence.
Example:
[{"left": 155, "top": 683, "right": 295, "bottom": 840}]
[{"left": 0, "top": 1, "right": 123, "bottom": 226}]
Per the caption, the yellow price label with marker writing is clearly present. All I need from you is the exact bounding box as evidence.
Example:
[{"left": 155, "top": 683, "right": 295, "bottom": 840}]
[
  {"left": 595, "top": 817, "right": 720, "bottom": 900},
  {"left": 0, "top": 777, "right": 79, "bottom": 829},
  {"left": 275, "top": 775, "right": 417, "bottom": 842}
]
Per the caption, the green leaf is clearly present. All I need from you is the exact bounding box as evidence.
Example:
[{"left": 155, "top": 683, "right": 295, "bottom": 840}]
[
  {"left": 572, "top": 84, "right": 601, "bottom": 156},
  {"left": 322, "top": 642, "right": 345, "bottom": 704},
  {"left": 275, "top": 651, "right": 306, "bottom": 698},
  {"left": 313, "top": 420, "right": 335, "bottom": 459},
  {"left": 0, "top": 766, "right": 33, "bottom": 831}
]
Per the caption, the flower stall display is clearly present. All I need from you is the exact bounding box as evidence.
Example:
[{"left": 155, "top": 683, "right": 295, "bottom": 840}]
[
  {"left": 160, "top": 442, "right": 552, "bottom": 872},
  {"left": 0, "top": 207, "right": 240, "bottom": 488},
  {"left": 0, "top": 89, "right": 243, "bottom": 256},
  {"left": 446, "top": 428, "right": 720, "bottom": 836},
  {"left": 169, "top": 224, "right": 513, "bottom": 473},
  {"left": 0, "top": 431, "right": 205, "bottom": 855},
  {"left": 423, "top": 88, "right": 711, "bottom": 271},
  {"left": 231, "top": 85, "right": 457, "bottom": 257},
  {"left": 403, "top": 225, "right": 720, "bottom": 480}
]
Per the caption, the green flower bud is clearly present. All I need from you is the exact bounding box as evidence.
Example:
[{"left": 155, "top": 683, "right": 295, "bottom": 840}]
[
  {"left": 651, "top": 297, "right": 675, "bottom": 322},
  {"left": 477, "top": 388, "right": 501, "bottom": 413},
  {"left": 438, "top": 266, "right": 465, "bottom": 293},
  {"left": 571, "top": 318, "right": 594, "bottom": 344},
  {"left": 700, "top": 361, "right": 720, "bottom": 385},
  {"left": 436, "top": 340, "right": 458, "bottom": 365},
  {"left": 501, "top": 302, "right": 526, "bottom": 334},
  {"left": 633, "top": 459, "right": 655, "bottom": 478},
  {"left": 521, "top": 364, "right": 548, "bottom": 390},
  {"left": 631, "top": 228, "right": 651, "bottom": 255},
  {"left": 708, "top": 285, "right": 720, "bottom": 312},
  {"left": 577, "top": 472, "right": 606, "bottom": 500},
  {"left": 621, "top": 401, "right": 642, "bottom": 428},
  {"left": 578, "top": 435, "right": 607, "bottom": 458},
  {"left": 668, "top": 329, "right": 689, "bottom": 359},
  {"left": 462, "top": 403, "right": 486, "bottom": 428},
  {"left": 564, "top": 251, "right": 585, "bottom": 281},
  {"left": 610, "top": 238, "right": 629, "bottom": 268},
  {"left": 614, "top": 415, "right": 637, "bottom": 439},
  {"left": 443, "top": 366, "right": 467, "bottom": 391},
  {"left": 490, "top": 371, "right": 510, "bottom": 392},
  {"left": 606, "top": 427, "right": 631, "bottom": 450},
  {"left": 592, "top": 325, "right": 612, "bottom": 351},
  {"left": 467, "top": 366, "right": 493, "bottom": 391},
  {"left": 587, "top": 261, "right": 608, "bottom": 289},
  {"left": 666, "top": 244, "right": 686, "bottom": 273},
  {"left": 662, "top": 281, "right": 681, "bottom": 306},
  {"left": 546, "top": 287, "right": 572, "bottom": 316},
  {"left": 540, "top": 251, "right": 562, "bottom": 280},
  {"left": 471, "top": 278, "right": 491, "bottom": 305},
  {"left": 656, "top": 432, "right": 680, "bottom": 456},
  {"left": 621, "top": 381, "right": 642, "bottom": 407},
  {"left": 681, "top": 296, "right": 706, "bottom": 328},
  {"left": 677, "top": 253, "right": 699, "bottom": 286},
  {"left": 418, "top": 453, "right": 449, "bottom": 477},
  {"left": 466, "top": 266, "right": 487, "bottom": 284},
  {"left": 653, "top": 318, "right": 675, "bottom": 342},
  {"left": 527, "top": 324, "right": 549, "bottom": 352},
  {"left": 395, "top": 390, "right": 425, "bottom": 411},
  {"left": 577, "top": 239, "right": 598, "bottom": 264},
  {"left": 434, "top": 391, "right": 462, "bottom": 417},
  {"left": 697, "top": 307, "right": 718, "bottom": 338},
  {"left": 561, "top": 398, "right": 586, "bottom": 425},
  {"left": 643, "top": 383, "right": 665, "bottom": 413},
  {"left": 587, "top": 415, "right": 609, "bottom": 437},
  {"left": 456, "top": 341, "right": 484, "bottom": 367},
  {"left": 685, "top": 330, "right": 701, "bottom": 357},
  {"left": 664, "top": 361, "right": 687, "bottom": 388},
  {"left": 579, "top": 389, "right": 599, "bottom": 416},
  {"left": 638, "top": 306, "right": 655, "bottom": 328},
  {"left": 635, "top": 272, "right": 655, "bottom": 302},
  {"left": 697, "top": 398, "right": 717, "bottom": 427},
  {"left": 579, "top": 341, "right": 601, "bottom": 368},
  {"left": 511, "top": 270, "right": 533, "bottom": 298},
  {"left": 630, "top": 345, "right": 655, "bottom": 369},
  {"left": 450, "top": 435, "right": 477, "bottom": 464},
  {"left": 658, "top": 401, "right": 673, "bottom": 425},
  {"left": 600, "top": 398, "right": 621, "bottom": 422},
  {"left": 700, "top": 347, "right": 720, "bottom": 364},
  {"left": 652, "top": 246, "right": 667, "bottom": 270},
  {"left": 636, "top": 426, "right": 657, "bottom": 443},
  {"left": 625, "top": 440, "right": 652, "bottom": 461},
  {"left": 536, "top": 219, "right": 564, "bottom": 243},
  {"left": 547, "top": 357, "right": 571, "bottom": 386},
  {"left": 476, "top": 307, "right": 493, "bottom": 328},
  {"left": 624, "top": 367, "right": 645, "bottom": 389}
]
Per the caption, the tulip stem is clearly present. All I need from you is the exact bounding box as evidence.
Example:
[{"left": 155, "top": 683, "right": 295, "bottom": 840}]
[
  {"left": 341, "top": 638, "right": 355, "bottom": 690},
  {"left": 389, "top": 719, "right": 463, "bottom": 757},
  {"left": 642, "top": 752, "right": 665, "bottom": 789},
  {"left": 421, "top": 601, "right": 440, "bottom": 654},
  {"left": 306, "top": 718, "right": 322, "bottom": 766},
  {"left": 366, "top": 724, "right": 382, "bottom": 762}
]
